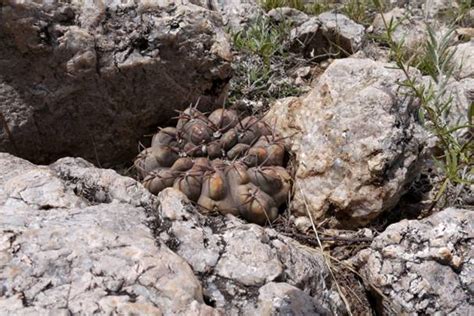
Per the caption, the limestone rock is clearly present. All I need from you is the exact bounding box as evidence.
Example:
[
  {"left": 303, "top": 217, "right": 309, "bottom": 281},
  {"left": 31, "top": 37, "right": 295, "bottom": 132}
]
[
  {"left": 318, "top": 12, "right": 365, "bottom": 54},
  {"left": 372, "top": 8, "right": 427, "bottom": 55},
  {"left": 0, "top": 153, "right": 342, "bottom": 314},
  {"left": 451, "top": 41, "right": 474, "bottom": 79},
  {"left": 0, "top": 153, "right": 216, "bottom": 315},
  {"left": 205, "top": 0, "right": 263, "bottom": 30},
  {"left": 267, "top": 58, "right": 427, "bottom": 227},
  {"left": 268, "top": 7, "right": 310, "bottom": 26},
  {"left": 421, "top": 76, "right": 473, "bottom": 133},
  {"left": 352, "top": 208, "right": 474, "bottom": 315},
  {"left": 157, "top": 188, "right": 343, "bottom": 314},
  {"left": 256, "top": 282, "right": 330, "bottom": 315},
  {"left": 424, "top": 0, "right": 460, "bottom": 19},
  {"left": 0, "top": 1, "right": 232, "bottom": 166},
  {"left": 290, "top": 12, "right": 365, "bottom": 59}
]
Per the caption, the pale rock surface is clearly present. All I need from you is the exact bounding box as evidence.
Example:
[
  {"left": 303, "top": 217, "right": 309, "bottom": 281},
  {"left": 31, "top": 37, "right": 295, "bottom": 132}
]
[
  {"left": 451, "top": 40, "right": 474, "bottom": 79},
  {"left": 268, "top": 7, "right": 310, "bottom": 26},
  {"left": 421, "top": 76, "right": 473, "bottom": 133},
  {"left": 290, "top": 12, "right": 365, "bottom": 59},
  {"left": 423, "top": 0, "right": 459, "bottom": 19},
  {"left": 390, "top": 0, "right": 461, "bottom": 19},
  {"left": 318, "top": 12, "right": 365, "bottom": 54},
  {"left": 267, "top": 58, "right": 427, "bottom": 227},
  {"left": 204, "top": 0, "right": 263, "bottom": 30},
  {"left": 0, "top": 153, "right": 342, "bottom": 314},
  {"left": 0, "top": 0, "right": 232, "bottom": 166},
  {"left": 0, "top": 153, "right": 215, "bottom": 315},
  {"left": 157, "top": 188, "right": 343, "bottom": 315},
  {"left": 256, "top": 282, "right": 330, "bottom": 315},
  {"left": 351, "top": 208, "right": 474, "bottom": 315},
  {"left": 372, "top": 8, "right": 427, "bottom": 55}
]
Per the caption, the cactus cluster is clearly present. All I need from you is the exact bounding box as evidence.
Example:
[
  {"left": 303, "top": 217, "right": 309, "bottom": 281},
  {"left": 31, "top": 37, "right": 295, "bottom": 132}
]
[{"left": 134, "top": 106, "right": 291, "bottom": 225}]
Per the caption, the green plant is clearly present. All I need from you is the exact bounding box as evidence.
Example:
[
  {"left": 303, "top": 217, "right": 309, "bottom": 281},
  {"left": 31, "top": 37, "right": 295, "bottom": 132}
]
[
  {"left": 260, "top": 0, "right": 305, "bottom": 11},
  {"left": 372, "top": 0, "right": 473, "bottom": 206},
  {"left": 232, "top": 15, "right": 290, "bottom": 65},
  {"left": 260, "top": 0, "right": 339, "bottom": 16},
  {"left": 342, "top": 0, "right": 376, "bottom": 25}
]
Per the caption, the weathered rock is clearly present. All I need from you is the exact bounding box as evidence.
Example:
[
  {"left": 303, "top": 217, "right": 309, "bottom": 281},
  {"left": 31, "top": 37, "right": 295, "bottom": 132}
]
[
  {"left": 0, "top": 153, "right": 216, "bottom": 315},
  {"left": 0, "top": 1, "right": 232, "bottom": 166},
  {"left": 205, "top": 0, "right": 263, "bottom": 30},
  {"left": 157, "top": 188, "right": 343, "bottom": 314},
  {"left": 318, "top": 12, "right": 365, "bottom": 54},
  {"left": 351, "top": 208, "right": 474, "bottom": 315},
  {"left": 268, "top": 7, "right": 310, "bottom": 26},
  {"left": 456, "top": 27, "right": 474, "bottom": 40},
  {"left": 267, "top": 58, "right": 427, "bottom": 227},
  {"left": 256, "top": 282, "right": 330, "bottom": 315},
  {"left": 290, "top": 12, "right": 365, "bottom": 59},
  {"left": 463, "top": 8, "right": 474, "bottom": 27},
  {"left": 451, "top": 40, "right": 474, "bottom": 79},
  {"left": 371, "top": 8, "right": 427, "bottom": 55},
  {"left": 422, "top": 76, "right": 473, "bottom": 132},
  {"left": 424, "top": 0, "right": 460, "bottom": 19},
  {"left": 0, "top": 153, "right": 342, "bottom": 314}
]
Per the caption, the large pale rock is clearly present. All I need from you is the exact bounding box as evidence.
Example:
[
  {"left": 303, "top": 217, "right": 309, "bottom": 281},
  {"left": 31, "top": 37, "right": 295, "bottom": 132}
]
[
  {"left": 318, "top": 12, "right": 365, "bottom": 53},
  {"left": 0, "top": 153, "right": 216, "bottom": 315},
  {"left": 0, "top": 0, "right": 232, "bottom": 166},
  {"left": 267, "top": 58, "right": 427, "bottom": 227},
  {"left": 0, "top": 153, "right": 343, "bottom": 314},
  {"left": 290, "top": 12, "right": 365, "bottom": 59},
  {"left": 424, "top": 0, "right": 459, "bottom": 19},
  {"left": 157, "top": 188, "right": 343, "bottom": 315},
  {"left": 451, "top": 41, "right": 474, "bottom": 79},
  {"left": 352, "top": 208, "right": 474, "bottom": 315},
  {"left": 256, "top": 282, "right": 330, "bottom": 315},
  {"left": 422, "top": 76, "right": 473, "bottom": 132},
  {"left": 205, "top": 0, "right": 263, "bottom": 30},
  {"left": 372, "top": 8, "right": 427, "bottom": 55},
  {"left": 268, "top": 7, "right": 310, "bottom": 26}
]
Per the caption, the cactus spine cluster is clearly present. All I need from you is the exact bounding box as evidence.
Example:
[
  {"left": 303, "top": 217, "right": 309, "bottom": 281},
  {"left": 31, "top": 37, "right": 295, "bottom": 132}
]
[{"left": 134, "top": 106, "right": 291, "bottom": 225}]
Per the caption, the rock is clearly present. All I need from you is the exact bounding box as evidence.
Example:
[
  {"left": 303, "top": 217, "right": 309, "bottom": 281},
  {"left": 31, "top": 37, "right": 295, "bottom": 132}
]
[
  {"left": 351, "top": 208, "right": 474, "bottom": 315},
  {"left": 422, "top": 76, "right": 473, "bottom": 132},
  {"left": 0, "top": 153, "right": 343, "bottom": 314},
  {"left": 290, "top": 12, "right": 365, "bottom": 59},
  {"left": 451, "top": 41, "right": 474, "bottom": 79},
  {"left": 0, "top": 153, "right": 216, "bottom": 315},
  {"left": 463, "top": 8, "right": 474, "bottom": 27},
  {"left": 371, "top": 8, "right": 427, "bottom": 55},
  {"left": 157, "top": 188, "right": 343, "bottom": 314},
  {"left": 267, "top": 58, "right": 427, "bottom": 228},
  {"left": 318, "top": 12, "right": 365, "bottom": 54},
  {"left": 268, "top": 7, "right": 310, "bottom": 26},
  {"left": 456, "top": 27, "right": 474, "bottom": 40},
  {"left": 256, "top": 282, "right": 330, "bottom": 315},
  {"left": 205, "top": 0, "right": 263, "bottom": 30},
  {"left": 423, "top": 0, "right": 459, "bottom": 20},
  {"left": 460, "top": 78, "right": 474, "bottom": 104},
  {"left": 0, "top": 1, "right": 232, "bottom": 166}
]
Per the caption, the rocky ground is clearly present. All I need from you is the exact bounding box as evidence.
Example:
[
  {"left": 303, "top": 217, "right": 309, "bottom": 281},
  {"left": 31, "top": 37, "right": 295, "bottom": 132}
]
[{"left": 0, "top": 0, "right": 473, "bottom": 315}]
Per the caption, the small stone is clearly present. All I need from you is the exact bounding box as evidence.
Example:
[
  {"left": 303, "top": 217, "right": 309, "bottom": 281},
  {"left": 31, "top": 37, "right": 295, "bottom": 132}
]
[
  {"left": 294, "top": 216, "right": 312, "bottom": 233},
  {"left": 438, "top": 247, "right": 453, "bottom": 262}
]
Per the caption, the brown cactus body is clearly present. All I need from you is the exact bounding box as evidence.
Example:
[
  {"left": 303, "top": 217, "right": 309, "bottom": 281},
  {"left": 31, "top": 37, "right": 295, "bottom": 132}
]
[{"left": 134, "top": 106, "right": 291, "bottom": 225}]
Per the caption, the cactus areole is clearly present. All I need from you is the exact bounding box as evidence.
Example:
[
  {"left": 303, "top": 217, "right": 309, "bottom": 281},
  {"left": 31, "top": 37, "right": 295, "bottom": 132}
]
[{"left": 135, "top": 106, "right": 291, "bottom": 225}]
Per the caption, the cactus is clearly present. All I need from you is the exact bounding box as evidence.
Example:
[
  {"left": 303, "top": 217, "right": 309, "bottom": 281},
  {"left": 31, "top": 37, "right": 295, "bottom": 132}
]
[{"left": 134, "top": 106, "right": 291, "bottom": 225}]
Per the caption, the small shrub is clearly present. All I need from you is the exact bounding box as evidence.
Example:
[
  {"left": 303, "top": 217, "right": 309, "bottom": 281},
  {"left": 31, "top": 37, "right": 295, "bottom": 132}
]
[{"left": 372, "top": 0, "right": 473, "bottom": 206}]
